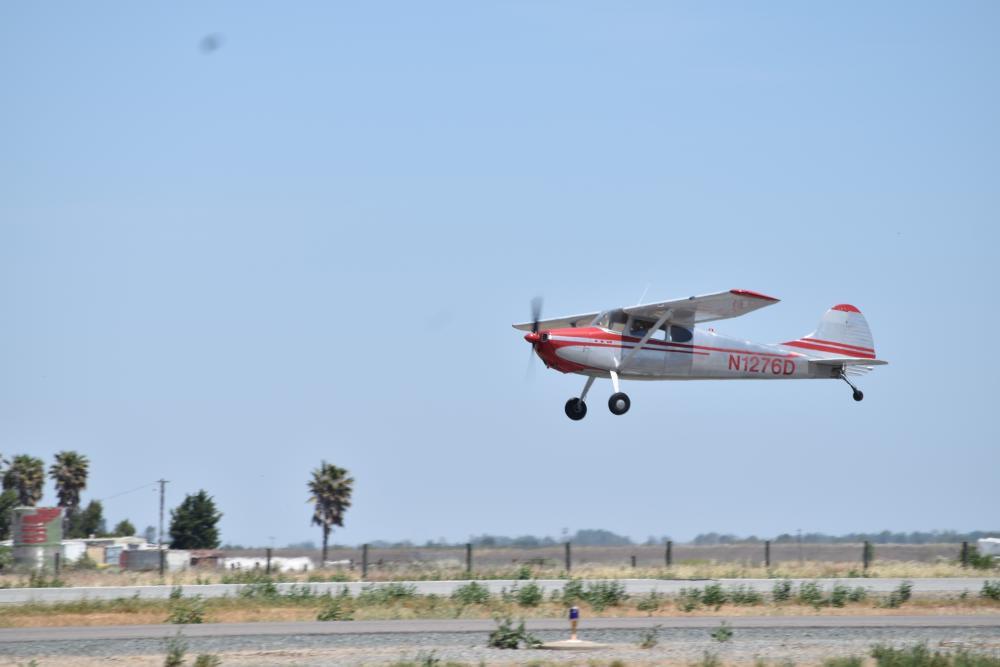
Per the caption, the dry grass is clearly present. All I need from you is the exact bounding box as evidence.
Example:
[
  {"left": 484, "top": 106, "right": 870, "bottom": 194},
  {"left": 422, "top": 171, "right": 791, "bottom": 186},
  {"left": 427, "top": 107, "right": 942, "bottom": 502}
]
[
  {"left": 2, "top": 557, "right": 988, "bottom": 590},
  {"left": 1, "top": 584, "right": 997, "bottom": 628}
]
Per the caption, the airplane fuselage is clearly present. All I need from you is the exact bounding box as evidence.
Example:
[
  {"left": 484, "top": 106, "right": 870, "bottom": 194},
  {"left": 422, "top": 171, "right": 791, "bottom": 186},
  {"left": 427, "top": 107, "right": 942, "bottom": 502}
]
[{"left": 530, "top": 326, "right": 823, "bottom": 381}]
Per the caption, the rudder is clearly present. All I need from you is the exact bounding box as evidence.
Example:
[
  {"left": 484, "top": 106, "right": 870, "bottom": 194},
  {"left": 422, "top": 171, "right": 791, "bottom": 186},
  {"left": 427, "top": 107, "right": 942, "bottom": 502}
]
[{"left": 783, "top": 304, "right": 876, "bottom": 359}]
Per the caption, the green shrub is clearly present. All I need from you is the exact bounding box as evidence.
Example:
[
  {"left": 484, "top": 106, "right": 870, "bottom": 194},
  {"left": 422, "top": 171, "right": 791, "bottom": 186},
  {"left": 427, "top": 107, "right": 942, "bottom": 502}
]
[
  {"left": 358, "top": 582, "right": 418, "bottom": 605},
  {"left": 881, "top": 581, "right": 913, "bottom": 609},
  {"left": 0, "top": 547, "right": 13, "bottom": 571},
  {"left": 980, "top": 580, "right": 1000, "bottom": 601},
  {"left": 966, "top": 546, "right": 997, "bottom": 570},
  {"left": 238, "top": 580, "right": 279, "bottom": 599},
  {"left": 317, "top": 596, "right": 354, "bottom": 621},
  {"left": 728, "top": 584, "right": 763, "bottom": 606},
  {"left": 636, "top": 591, "right": 662, "bottom": 613},
  {"left": 676, "top": 587, "right": 702, "bottom": 612},
  {"left": 771, "top": 579, "right": 792, "bottom": 603},
  {"left": 797, "top": 581, "right": 825, "bottom": 608},
  {"left": 637, "top": 624, "right": 661, "bottom": 649},
  {"left": 514, "top": 564, "right": 533, "bottom": 580},
  {"left": 585, "top": 580, "right": 627, "bottom": 610},
  {"left": 514, "top": 582, "right": 543, "bottom": 607},
  {"left": 710, "top": 621, "right": 733, "bottom": 643},
  {"left": 829, "top": 584, "right": 850, "bottom": 608},
  {"left": 848, "top": 586, "right": 868, "bottom": 603},
  {"left": 701, "top": 583, "right": 727, "bottom": 610},
  {"left": 163, "top": 631, "right": 187, "bottom": 667},
  {"left": 486, "top": 616, "right": 539, "bottom": 649},
  {"left": 192, "top": 655, "right": 221, "bottom": 667},
  {"left": 168, "top": 596, "right": 205, "bottom": 624},
  {"left": 452, "top": 581, "right": 491, "bottom": 606},
  {"left": 822, "top": 657, "right": 863, "bottom": 667},
  {"left": 560, "top": 578, "right": 585, "bottom": 605}
]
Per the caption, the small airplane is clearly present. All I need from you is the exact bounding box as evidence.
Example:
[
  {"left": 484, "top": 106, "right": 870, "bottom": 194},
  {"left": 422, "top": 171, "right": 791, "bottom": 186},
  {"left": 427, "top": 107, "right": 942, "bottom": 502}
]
[{"left": 513, "top": 289, "right": 887, "bottom": 420}]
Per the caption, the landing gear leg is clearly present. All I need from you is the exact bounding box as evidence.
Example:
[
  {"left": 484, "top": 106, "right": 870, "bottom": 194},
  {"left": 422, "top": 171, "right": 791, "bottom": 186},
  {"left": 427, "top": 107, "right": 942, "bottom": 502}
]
[
  {"left": 608, "top": 369, "right": 631, "bottom": 415},
  {"left": 840, "top": 369, "right": 864, "bottom": 402},
  {"left": 565, "top": 376, "right": 595, "bottom": 421}
]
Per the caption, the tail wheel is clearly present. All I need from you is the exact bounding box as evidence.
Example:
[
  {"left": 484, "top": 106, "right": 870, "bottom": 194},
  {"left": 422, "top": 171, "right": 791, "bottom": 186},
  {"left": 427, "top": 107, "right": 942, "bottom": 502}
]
[
  {"left": 608, "top": 392, "right": 631, "bottom": 415},
  {"left": 853, "top": 390, "right": 864, "bottom": 402},
  {"left": 565, "top": 398, "right": 587, "bottom": 420}
]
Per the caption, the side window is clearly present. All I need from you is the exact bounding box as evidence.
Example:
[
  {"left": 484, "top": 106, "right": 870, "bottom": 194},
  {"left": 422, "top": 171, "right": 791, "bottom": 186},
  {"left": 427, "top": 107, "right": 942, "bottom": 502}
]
[
  {"left": 670, "top": 325, "right": 693, "bottom": 343},
  {"left": 629, "top": 319, "right": 653, "bottom": 337}
]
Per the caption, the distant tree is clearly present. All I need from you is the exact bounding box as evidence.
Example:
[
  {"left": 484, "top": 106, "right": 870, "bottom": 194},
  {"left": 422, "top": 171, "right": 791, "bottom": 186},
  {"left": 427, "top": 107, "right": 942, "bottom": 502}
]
[
  {"left": 2, "top": 455, "right": 45, "bottom": 506},
  {"left": 169, "top": 490, "right": 222, "bottom": 549},
  {"left": 113, "top": 519, "right": 136, "bottom": 537},
  {"left": 307, "top": 461, "right": 353, "bottom": 564},
  {"left": 49, "top": 451, "right": 90, "bottom": 524},
  {"left": 572, "top": 528, "right": 633, "bottom": 546},
  {"left": 0, "top": 489, "right": 17, "bottom": 540},
  {"left": 143, "top": 525, "right": 157, "bottom": 544},
  {"left": 66, "top": 500, "right": 107, "bottom": 538}
]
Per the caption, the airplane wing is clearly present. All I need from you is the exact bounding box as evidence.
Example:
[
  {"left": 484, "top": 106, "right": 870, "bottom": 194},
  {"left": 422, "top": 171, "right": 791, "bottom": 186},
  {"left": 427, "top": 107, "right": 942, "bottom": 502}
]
[
  {"left": 623, "top": 289, "right": 780, "bottom": 325},
  {"left": 512, "top": 311, "right": 601, "bottom": 332}
]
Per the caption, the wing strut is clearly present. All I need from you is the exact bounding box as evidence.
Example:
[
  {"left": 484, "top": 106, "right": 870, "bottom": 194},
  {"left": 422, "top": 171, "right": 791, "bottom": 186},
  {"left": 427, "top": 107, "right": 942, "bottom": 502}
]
[{"left": 620, "top": 310, "right": 672, "bottom": 368}]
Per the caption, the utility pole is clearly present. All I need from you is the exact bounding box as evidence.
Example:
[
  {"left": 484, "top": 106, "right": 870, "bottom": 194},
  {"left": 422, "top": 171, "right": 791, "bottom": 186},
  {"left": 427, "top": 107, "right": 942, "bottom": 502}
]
[{"left": 158, "top": 479, "right": 168, "bottom": 577}]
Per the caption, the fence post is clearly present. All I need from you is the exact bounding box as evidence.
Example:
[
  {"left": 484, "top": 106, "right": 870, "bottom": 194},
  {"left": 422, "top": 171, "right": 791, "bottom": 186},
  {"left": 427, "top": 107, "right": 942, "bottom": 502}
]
[
  {"left": 466, "top": 543, "right": 473, "bottom": 575},
  {"left": 631, "top": 554, "right": 636, "bottom": 568},
  {"left": 564, "top": 542, "right": 571, "bottom": 572},
  {"left": 862, "top": 541, "right": 872, "bottom": 571},
  {"left": 961, "top": 541, "right": 969, "bottom": 568},
  {"left": 362, "top": 544, "right": 369, "bottom": 580},
  {"left": 665, "top": 540, "right": 672, "bottom": 568},
  {"left": 53, "top": 551, "right": 61, "bottom": 575},
  {"left": 765, "top": 540, "right": 771, "bottom": 568},
  {"left": 266, "top": 547, "right": 272, "bottom": 575}
]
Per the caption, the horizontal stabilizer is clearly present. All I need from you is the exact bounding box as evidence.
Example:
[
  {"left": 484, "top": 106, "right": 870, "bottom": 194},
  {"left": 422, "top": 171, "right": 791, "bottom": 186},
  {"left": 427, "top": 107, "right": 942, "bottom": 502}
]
[{"left": 810, "top": 357, "right": 888, "bottom": 367}]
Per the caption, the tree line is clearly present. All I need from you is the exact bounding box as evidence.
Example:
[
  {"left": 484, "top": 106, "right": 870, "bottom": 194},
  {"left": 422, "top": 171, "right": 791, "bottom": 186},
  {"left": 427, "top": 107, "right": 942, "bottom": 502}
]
[
  {"left": 0, "top": 452, "right": 135, "bottom": 540},
  {"left": 0, "top": 452, "right": 355, "bottom": 560}
]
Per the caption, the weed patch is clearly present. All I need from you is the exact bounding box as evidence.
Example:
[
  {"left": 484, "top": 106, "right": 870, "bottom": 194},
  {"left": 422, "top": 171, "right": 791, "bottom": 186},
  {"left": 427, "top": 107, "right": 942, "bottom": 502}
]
[{"left": 486, "top": 615, "right": 540, "bottom": 649}]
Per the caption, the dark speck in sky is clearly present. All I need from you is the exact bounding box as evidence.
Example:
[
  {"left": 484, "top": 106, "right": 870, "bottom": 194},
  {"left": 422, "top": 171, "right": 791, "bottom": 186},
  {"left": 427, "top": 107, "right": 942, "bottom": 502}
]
[{"left": 200, "top": 33, "right": 223, "bottom": 53}]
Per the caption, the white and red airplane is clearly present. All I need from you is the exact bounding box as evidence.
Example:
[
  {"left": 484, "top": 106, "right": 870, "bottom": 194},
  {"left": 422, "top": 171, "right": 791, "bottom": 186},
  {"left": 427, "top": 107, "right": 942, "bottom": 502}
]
[{"left": 514, "top": 289, "right": 887, "bottom": 420}]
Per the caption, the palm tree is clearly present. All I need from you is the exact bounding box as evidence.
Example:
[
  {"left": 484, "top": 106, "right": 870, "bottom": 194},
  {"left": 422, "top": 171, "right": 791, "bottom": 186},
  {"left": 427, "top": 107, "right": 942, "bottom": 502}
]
[
  {"left": 307, "top": 461, "right": 354, "bottom": 565},
  {"left": 49, "top": 451, "right": 90, "bottom": 520},
  {"left": 2, "top": 455, "right": 45, "bottom": 506}
]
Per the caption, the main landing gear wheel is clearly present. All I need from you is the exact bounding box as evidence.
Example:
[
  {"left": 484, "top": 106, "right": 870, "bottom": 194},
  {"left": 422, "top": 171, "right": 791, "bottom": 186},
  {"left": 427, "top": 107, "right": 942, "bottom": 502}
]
[
  {"left": 608, "top": 392, "right": 631, "bottom": 416},
  {"left": 853, "top": 390, "right": 864, "bottom": 402},
  {"left": 565, "top": 398, "right": 587, "bottom": 421}
]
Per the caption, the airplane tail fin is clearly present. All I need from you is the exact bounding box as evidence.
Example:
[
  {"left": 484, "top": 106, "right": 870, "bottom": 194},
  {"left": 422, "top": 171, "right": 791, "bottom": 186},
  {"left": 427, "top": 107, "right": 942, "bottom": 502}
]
[{"left": 782, "top": 304, "right": 877, "bottom": 360}]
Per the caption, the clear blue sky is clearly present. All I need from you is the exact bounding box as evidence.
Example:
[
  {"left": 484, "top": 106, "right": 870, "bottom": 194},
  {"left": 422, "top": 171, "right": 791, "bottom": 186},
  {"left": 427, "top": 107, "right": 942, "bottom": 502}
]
[{"left": 2, "top": 2, "right": 997, "bottom": 547}]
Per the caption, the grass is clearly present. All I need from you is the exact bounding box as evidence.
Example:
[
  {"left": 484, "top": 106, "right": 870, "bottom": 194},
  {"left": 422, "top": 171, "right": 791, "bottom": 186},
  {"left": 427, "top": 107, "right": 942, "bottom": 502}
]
[{"left": 2, "top": 577, "right": 999, "bottom": 628}]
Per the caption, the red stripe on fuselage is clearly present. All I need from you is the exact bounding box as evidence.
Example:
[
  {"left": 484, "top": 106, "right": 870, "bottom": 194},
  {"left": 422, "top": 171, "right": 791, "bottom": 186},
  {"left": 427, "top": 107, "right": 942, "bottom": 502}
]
[
  {"left": 782, "top": 340, "right": 876, "bottom": 359},
  {"left": 799, "top": 337, "right": 875, "bottom": 353}
]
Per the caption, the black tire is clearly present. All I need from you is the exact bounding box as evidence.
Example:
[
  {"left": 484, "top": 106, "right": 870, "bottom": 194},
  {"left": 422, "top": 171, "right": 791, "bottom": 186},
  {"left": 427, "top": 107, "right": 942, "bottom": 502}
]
[
  {"left": 565, "top": 398, "right": 587, "bottom": 420},
  {"left": 608, "top": 392, "right": 631, "bottom": 415},
  {"left": 853, "top": 390, "right": 864, "bottom": 402}
]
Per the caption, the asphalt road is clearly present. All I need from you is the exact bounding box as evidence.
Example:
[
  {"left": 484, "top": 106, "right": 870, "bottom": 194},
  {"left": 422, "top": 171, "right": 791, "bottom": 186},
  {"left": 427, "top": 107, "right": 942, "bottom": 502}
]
[
  {"left": 0, "top": 577, "right": 992, "bottom": 604},
  {"left": 3, "top": 614, "right": 1000, "bottom": 643}
]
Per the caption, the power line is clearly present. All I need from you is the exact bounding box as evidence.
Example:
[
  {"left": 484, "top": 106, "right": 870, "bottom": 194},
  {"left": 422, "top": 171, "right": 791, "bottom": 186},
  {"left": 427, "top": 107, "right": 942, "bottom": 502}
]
[{"left": 97, "top": 480, "right": 160, "bottom": 503}]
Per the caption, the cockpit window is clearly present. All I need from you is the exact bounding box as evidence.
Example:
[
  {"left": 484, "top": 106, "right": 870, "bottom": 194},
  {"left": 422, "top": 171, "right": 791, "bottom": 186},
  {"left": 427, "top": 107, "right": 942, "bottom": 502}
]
[
  {"left": 629, "top": 318, "right": 654, "bottom": 337},
  {"left": 669, "top": 325, "right": 693, "bottom": 343}
]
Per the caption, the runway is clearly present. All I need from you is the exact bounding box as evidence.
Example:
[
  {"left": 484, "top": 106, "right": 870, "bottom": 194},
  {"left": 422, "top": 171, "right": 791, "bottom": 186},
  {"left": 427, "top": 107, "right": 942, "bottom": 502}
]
[{"left": 3, "top": 614, "right": 999, "bottom": 642}]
